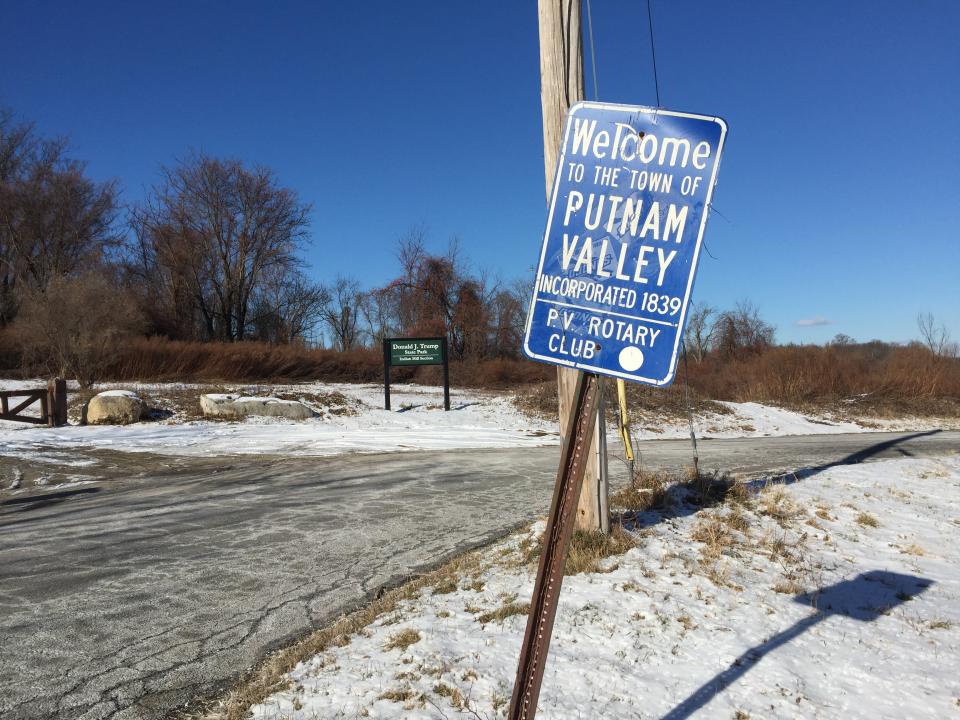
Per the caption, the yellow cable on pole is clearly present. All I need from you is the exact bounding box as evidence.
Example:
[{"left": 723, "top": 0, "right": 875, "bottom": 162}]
[{"left": 616, "top": 379, "right": 634, "bottom": 463}]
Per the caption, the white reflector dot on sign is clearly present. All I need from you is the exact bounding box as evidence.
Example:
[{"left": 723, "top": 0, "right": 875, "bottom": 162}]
[{"left": 618, "top": 346, "right": 644, "bottom": 372}]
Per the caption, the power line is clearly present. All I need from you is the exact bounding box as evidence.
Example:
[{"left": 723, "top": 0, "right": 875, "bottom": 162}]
[
  {"left": 646, "top": 0, "right": 661, "bottom": 107},
  {"left": 585, "top": 0, "right": 600, "bottom": 100}
]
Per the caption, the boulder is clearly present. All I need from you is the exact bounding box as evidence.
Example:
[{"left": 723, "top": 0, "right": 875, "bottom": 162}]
[
  {"left": 199, "top": 394, "right": 314, "bottom": 421},
  {"left": 86, "top": 390, "right": 145, "bottom": 425}
]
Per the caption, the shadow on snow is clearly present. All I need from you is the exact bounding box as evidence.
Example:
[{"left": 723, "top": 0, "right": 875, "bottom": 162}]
[{"left": 661, "top": 571, "right": 933, "bottom": 719}]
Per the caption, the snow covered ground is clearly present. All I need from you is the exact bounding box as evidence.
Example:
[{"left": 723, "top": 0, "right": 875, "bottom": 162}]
[
  {"left": 246, "top": 455, "right": 960, "bottom": 720},
  {"left": 0, "top": 379, "right": 953, "bottom": 461}
]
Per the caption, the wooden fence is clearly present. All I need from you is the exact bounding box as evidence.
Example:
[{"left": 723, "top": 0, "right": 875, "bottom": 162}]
[{"left": 0, "top": 378, "right": 68, "bottom": 427}]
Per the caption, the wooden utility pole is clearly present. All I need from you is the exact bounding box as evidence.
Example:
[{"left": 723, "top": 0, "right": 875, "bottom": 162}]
[{"left": 538, "top": 0, "right": 608, "bottom": 533}]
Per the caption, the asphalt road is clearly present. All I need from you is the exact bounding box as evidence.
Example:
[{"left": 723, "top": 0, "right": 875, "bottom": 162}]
[{"left": 0, "top": 430, "right": 956, "bottom": 720}]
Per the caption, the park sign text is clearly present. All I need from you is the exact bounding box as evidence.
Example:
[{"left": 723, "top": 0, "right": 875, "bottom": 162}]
[
  {"left": 522, "top": 101, "right": 727, "bottom": 386},
  {"left": 388, "top": 339, "right": 444, "bottom": 366}
]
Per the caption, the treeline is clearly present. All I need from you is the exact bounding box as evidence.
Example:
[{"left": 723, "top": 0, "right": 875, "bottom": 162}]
[
  {"left": 2, "top": 107, "right": 957, "bottom": 409},
  {"left": 0, "top": 109, "right": 527, "bottom": 383},
  {"left": 674, "top": 301, "right": 959, "bottom": 411}
]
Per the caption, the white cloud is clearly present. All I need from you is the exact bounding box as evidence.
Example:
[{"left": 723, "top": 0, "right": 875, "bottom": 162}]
[{"left": 796, "top": 316, "right": 833, "bottom": 327}]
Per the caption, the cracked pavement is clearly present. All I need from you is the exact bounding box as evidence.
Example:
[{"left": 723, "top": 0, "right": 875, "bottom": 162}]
[{"left": 0, "top": 430, "right": 957, "bottom": 719}]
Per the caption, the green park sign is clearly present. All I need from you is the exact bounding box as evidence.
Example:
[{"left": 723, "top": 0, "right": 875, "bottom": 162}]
[
  {"left": 388, "top": 339, "right": 444, "bottom": 366},
  {"left": 382, "top": 337, "right": 450, "bottom": 411}
]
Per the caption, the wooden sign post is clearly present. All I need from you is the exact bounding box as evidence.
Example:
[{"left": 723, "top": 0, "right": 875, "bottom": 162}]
[{"left": 382, "top": 337, "right": 450, "bottom": 411}]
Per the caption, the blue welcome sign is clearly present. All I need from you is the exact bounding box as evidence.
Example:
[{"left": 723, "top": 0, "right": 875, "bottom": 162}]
[{"left": 523, "top": 101, "right": 727, "bottom": 386}]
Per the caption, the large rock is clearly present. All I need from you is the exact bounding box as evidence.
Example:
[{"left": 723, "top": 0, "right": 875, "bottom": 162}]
[
  {"left": 86, "top": 390, "right": 145, "bottom": 425},
  {"left": 199, "top": 394, "right": 314, "bottom": 421}
]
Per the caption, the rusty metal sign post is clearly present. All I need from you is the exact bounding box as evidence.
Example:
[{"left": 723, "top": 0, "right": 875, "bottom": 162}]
[{"left": 508, "top": 370, "right": 600, "bottom": 720}]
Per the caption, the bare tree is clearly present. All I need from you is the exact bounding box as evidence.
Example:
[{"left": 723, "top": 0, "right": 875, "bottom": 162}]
[
  {"left": 130, "top": 154, "right": 311, "bottom": 341},
  {"left": 251, "top": 268, "right": 328, "bottom": 344},
  {"left": 386, "top": 230, "right": 504, "bottom": 360},
  {"left": 683, "top": 301, "right": 715, "bottom": 362},
  {"left": 489, "top": 284, "right": 526, "bottom": 358},
  {"left": 0, "top": 109, "right": 119, "bottom": 324},
  {"left": 711, "top": 299, "right": 775, "bottom": 360},
  {"left": 830, "top": 333, "right": 855, "bottom": 346},
  {"left": 320, "top": 276, "right": 364, "bottom": 351},
  {"left": 13, "top": 271, "right": 144, "bottom": 387},
  {"left": 451, "top": 277, "right": 492, "bottom": 359},
  {"left": 917, "top": 312, "right": 953, "bottom": 357},
  {"left": 360, "top": 285, "right": 398, "bottom": 347}
]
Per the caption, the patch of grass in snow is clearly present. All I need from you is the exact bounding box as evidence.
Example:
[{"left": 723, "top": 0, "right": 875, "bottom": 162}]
[
  {"left": 900, "top": 542, "right": 926, "bottom": 556},
  {"left": 726, "top": 508, "right": 753, "bottom": 534},
  {"left": 610, "top": 469, "right": 670, "bottom": 511},
  {"left": 683, "top": 480, "right": 820, "bottom": 595},
  {"left": 759, "top": 529, "right": 806, "bottom": 566},
  {"left": 612, "top": 467, "right": 748, "bottom": 522},
  {"left": 692, "top": 514, "right": 737, "bottom": 561},
  {"left": 565, "top": 526, "right": 637, "bottom": 575},
  {"left": 759, "top": 483, "right": 805, "bottom": 525},
  {"left": 383, "top": 628, "right": 421, "bottom": 652},
  {"left": 772, "top": 577, "right": 806, "bottom": 594},
  {"left": 856, "top": 511, "right": 880, "bottom": 528},
  {"left": 676, "top": 613, "right": 697, "bottom": 631},
  {"left": 433, "top": 682, "right": 467, "bottom": 710},
  {"left": 477, "top": 601, "right": 530, "bottom": 626},
  {"left": 432, "top": 576, "right": 458, "bottom": 595},
  {"left": 512, "top": 530, "right": 543, "bottom": 567},
  {"left": 378, "top": 685, "right": 424, "bottom": 707}
]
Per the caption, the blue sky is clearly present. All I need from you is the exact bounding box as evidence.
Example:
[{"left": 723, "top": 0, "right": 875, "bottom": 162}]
[{"left": 2, "top": 1, "right": 957, "bottom": 344}]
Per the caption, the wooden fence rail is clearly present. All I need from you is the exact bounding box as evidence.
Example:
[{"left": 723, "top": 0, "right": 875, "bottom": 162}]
[{"left": 0, "top": 378, "right": 68, "bottom": 427}]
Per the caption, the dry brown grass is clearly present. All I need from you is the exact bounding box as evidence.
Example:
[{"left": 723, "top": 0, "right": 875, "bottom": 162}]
[
  {"left": 383, "top": 628, "right": 421, "bottom": 652},
  {"left": 772, "top": 577, "right": 806, "bottom": 594},
  {"left": 759, "top": 530, "right": 805, "bottom": 566},
  {"left": 759, "top": 484, "right": 804, "bottom": 525},
  {"left": 87, "top": 337, "right": 555, "bottom": 388},
  {"left": 856, "top": 512, "right": 880, "bottom": 528},
  {"left": 431, "top": 577, "right": 458, "bottom": 595},
  {"left": 686, "top": 344, "right": 960, "bottom": 418},
  {"left": 512, "top": 381, "right": 558, "bottom": 419},
  {"left": 564, "top": 526, "right": 637, "bottom": 575},
  {"left": 511, "top": 527, "right": 637, "bottom": 577},
  {"left": 378, "top": 686, "right": 423, "bottom": 706},
  {"left": 8, "top": 333, "right": 959, "bottom": 416},
  {"left": 900, "top": 543, "right": 926, "bottom": 556},
  {"left": 476, "top": 601, "right": 530, "bottom": 626},
  {"left": 693, "top": 515, "right": 736, "bottom": 561},
  {"left": 516, "top": 532, "right": 543, "bottom": 567},
  {"left": 103, "top": 338, "right": 384, "bottom": 383},
  {"left": 721, "top": 507, "right": 752, "bottom": 533},
  {"left": 433, "top": 682, "right": 467, "bottom": 710},
  {"left": 610, "top": 469, "right": 670, "bottom": 512}
]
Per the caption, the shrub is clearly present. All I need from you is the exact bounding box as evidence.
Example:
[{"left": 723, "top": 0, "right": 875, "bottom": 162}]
[{"left": 13, "top": 272, "right": 144, "bottom": 388}]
